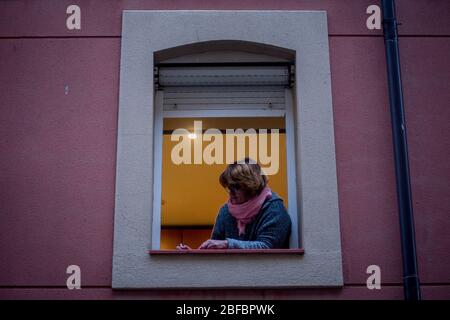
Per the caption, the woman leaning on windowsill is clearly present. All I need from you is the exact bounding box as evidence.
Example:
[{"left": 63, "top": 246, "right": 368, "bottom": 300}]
[{"left": 176, "top": 158, "right": 292, "bottom": 250}]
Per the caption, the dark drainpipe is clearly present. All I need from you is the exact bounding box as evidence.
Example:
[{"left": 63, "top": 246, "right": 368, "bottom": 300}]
[{"left": 381, "top": 0, "right": 421, "bottom": 300}]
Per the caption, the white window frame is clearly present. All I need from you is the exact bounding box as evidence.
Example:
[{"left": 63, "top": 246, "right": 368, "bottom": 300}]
[
  {"left": 151, "top": 88, "right": 300, "bottom": 250},
  {"left": 113, "top": 10, "right": 342, "bottom": 289}
]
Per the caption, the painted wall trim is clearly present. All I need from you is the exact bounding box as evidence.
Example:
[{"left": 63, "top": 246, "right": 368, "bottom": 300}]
[{"left": 112, "top": 10, "right": 342, "bottom": 288}]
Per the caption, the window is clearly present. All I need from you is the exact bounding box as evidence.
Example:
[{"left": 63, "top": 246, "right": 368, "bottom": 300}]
[
  {"left": 151, "top": 62, "right": 300, "bottom": 250},
  {"left": 113, "top": 10, "right": 342, "bottom": 288},
  {"left": 158, "top": 118, "right": 294, "bottom": 249}
]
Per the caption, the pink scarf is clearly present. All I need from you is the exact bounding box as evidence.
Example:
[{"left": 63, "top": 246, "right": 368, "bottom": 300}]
[{"left": 227, "top": 186, "right": 272, "bottom": 236}]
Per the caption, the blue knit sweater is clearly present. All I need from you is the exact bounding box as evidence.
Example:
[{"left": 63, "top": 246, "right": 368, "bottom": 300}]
[{"left": 211, "top": 192, "right": 292, "bottom": 249}]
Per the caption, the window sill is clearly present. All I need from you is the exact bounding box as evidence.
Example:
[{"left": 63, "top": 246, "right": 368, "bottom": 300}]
[{"left": 148, "top": 249, "right": 305, "bottom": 255}]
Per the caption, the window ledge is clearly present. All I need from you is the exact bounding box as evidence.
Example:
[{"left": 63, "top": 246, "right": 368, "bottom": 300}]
[{"left": 149, "top": 249, "right": 305, "bottom": 255}]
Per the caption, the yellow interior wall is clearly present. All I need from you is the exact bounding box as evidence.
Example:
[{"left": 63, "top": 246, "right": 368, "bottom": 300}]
[
  {"left": 160, "top": 229, "right": 212, "bottom": 250},
  {"left": 160, "top": 117, "right": 288, "bottom": 248},
  {"left": 160, "top": 229, "right": 182, "bottom": 250}
]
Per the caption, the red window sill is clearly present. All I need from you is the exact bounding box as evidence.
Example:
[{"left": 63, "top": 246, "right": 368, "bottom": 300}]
[{"left": 148, "top": 249, "right": 304, "bottom": 255}]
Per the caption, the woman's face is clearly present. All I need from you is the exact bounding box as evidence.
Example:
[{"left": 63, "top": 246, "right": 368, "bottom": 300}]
[{"left": 228, "top": 185, "right": 250, "bottom": 204}]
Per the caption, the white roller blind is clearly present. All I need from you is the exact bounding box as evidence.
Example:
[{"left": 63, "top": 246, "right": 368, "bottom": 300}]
[
  {"left": 158, "top": 65, "right": 290, "bottom": 87},
  {"left": 158, "top": 65, "right": 289, "bottom": 116},
  {"left": 163, "top": 85, "right": 285, "bottom": 112}
]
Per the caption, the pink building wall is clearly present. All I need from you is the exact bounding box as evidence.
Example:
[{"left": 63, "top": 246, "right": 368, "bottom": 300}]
[{"left": 0, "top": 0, "right": 449, "bottom": 299}]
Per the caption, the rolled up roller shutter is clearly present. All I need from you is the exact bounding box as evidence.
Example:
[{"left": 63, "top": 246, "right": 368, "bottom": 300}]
[
  {"left": 157, "top": 65, "right": 290, "bottom": 87},
  {"left": 156, "top": 64, "right": 292, "bottom": 115}
]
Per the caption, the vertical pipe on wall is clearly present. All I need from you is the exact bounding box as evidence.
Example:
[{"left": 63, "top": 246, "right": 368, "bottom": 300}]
[{"left": 381, "top": 0, "right": 421, "bottom": 300}]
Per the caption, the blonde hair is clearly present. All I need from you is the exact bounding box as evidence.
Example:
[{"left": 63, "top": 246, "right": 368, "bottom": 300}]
[{"left": 219, "top": 158, "right": 268, "bottom": 197}]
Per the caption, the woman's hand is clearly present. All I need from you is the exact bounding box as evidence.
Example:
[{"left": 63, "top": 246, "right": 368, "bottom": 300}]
[
  {"left": 176, "top": 243, "right": 192, "bottom": 250},
  {"left": 198, "top": 239, "right": 228, "bottom": 249}
]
